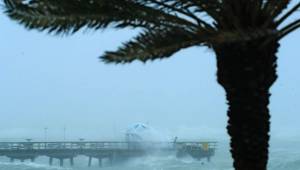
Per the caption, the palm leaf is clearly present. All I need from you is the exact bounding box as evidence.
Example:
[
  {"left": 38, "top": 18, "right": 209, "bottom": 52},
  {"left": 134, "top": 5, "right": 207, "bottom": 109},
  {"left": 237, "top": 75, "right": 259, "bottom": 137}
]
[
  {"left": 101, "top": 28, "right": 202, "bottom": 63},
  {"left": 278, "top": 18, "right": 300, "bottom": 39},
  {"left": 263, "top": 0, "right": 292, "bottom": 22},
  {"left": 4, "top": 0, "right": 197, "bottom": 34},
  {"left": 275, "top": 2, "right": 300, "bottom": 26}
]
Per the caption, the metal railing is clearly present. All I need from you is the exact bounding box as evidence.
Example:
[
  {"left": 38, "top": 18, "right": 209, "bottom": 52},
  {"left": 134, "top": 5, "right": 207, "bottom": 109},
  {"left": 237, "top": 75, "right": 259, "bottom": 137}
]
[{"left": 0, "top": 141, "right": 217, "bottom": 151}]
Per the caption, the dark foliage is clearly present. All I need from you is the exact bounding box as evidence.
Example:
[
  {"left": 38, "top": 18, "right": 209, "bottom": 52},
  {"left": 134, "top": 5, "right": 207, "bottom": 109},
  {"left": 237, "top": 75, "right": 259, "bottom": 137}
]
[{"left": 4, "top": 0, "right": 299, "bottom": 62}]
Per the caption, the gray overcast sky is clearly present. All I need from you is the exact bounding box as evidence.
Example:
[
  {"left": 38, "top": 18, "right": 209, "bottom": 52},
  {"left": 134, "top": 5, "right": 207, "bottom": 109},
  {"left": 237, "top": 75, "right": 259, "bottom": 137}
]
[{"left": 0, "top": 10, "right": 299, "bottom": 142}]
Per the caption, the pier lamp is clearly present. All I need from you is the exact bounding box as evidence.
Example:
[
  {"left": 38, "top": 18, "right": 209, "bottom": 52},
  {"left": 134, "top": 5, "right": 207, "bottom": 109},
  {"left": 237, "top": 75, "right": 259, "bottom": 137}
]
[
  {"left": 25, "top": 139, "right": 32, "bottom": 142},
  {"left": 79, "top": 138, "right": 85, "bottom": 149}
]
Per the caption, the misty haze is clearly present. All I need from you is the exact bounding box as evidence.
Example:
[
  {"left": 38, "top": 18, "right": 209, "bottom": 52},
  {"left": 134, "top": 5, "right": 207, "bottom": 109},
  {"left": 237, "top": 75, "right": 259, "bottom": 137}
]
[{"left": 1, "top": 1, "right": 300, "bottom": 170}]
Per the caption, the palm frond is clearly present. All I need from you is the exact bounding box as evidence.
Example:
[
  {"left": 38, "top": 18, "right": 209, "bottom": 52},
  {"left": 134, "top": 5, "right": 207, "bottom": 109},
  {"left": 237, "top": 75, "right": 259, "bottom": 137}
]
[
  {"left": 4, "top": 0, "right": 198, "bottom": 34},
  {"left": 275, "top": 2, "right": 300, "bottom": 26},
  {"left": 278, "top": 18, "right": 300, "bottom": 39},
  {"left": 132, "top": 0, "right": 221, "bottom": 27},
  {"left": 263, "top": 0, "right": 292, "bottom": 22},
  {"left": 175, "top": 0, "right": 222, "bottom": 24},
  {"left": 4, "top": 0, "right": 299, "bottom": 51},
  {"left": 272, "top": 2, "right": 300, "bottom": 39},
  {"left": 101, "top": 26, "right": 280, "bottom": 64},
  {"left": 101, "top": 28, "right": 202, "bottom": 64}
]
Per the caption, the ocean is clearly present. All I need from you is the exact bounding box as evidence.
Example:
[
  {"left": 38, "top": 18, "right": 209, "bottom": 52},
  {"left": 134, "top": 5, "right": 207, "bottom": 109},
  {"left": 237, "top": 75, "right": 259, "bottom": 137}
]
[{"left": 0, "top": 140, "right": 299, "bottom": 170}]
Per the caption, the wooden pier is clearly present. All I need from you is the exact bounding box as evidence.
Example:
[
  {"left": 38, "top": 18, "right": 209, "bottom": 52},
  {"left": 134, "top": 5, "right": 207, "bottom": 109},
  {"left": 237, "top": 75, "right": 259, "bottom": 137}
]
[{"left": 0, "top": 141, "right": 216, "bottom": 167}]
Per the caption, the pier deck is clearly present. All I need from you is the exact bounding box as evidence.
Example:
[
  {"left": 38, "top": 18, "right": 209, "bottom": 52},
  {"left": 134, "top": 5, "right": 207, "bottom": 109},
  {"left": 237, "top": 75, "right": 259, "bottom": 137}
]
[{"left": 0, "top": 141, "right": 216, "bottom": 167}]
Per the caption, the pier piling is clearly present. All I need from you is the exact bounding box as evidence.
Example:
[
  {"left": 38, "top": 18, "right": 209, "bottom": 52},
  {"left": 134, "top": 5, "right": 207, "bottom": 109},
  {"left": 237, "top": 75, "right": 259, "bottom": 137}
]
[
  {"left": 70, "top": 157, "right": 74, "bottom": 166},
  {"left": 88, "top": 156, "right": 92, "bottom": 167},
  {"left": 98, "top": 158, "right": 102, "bottom": 167},
  {"left": 59, "top": 158, "right": 64, "bottom": 167},
  {"left": 49, "top": 157, "right": 53, "bottom": 166},
  {"left": 10, "top": 158, "right": 14, "bottom": 163},
  {"left": 109, "top": 156, "right": 113, "bottom": 166}
]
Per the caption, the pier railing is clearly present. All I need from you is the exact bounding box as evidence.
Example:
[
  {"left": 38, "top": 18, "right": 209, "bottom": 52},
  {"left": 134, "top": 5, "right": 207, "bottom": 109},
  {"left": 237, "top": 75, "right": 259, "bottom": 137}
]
[{"left": 0, "top": 141, "right": 217, "bottom": 150}]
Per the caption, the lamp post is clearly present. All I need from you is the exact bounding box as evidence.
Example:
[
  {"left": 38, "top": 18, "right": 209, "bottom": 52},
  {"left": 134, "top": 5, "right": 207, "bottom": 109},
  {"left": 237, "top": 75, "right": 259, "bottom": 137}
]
[
  {"left": 63, "top": 126, "right": 66, "bottom": 141},
  {"left": 44, "top": 127, "right": 48, "bottom": 141}
]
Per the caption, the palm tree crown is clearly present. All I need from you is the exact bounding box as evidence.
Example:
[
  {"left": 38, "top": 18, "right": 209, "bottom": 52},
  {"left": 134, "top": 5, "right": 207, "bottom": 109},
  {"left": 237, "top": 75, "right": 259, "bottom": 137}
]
[{"left": 4, "top": 0, "right": 300, "bottom": 63}]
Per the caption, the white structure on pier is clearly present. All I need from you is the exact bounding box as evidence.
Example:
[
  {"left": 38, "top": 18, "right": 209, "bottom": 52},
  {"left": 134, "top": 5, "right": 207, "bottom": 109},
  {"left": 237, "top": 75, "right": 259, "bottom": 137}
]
[
  {"left": 125, "top": 123, "right": 167, "bottom": 142},
  {"left": 125, "top": 123, "right": 151, "bottom": 142}
]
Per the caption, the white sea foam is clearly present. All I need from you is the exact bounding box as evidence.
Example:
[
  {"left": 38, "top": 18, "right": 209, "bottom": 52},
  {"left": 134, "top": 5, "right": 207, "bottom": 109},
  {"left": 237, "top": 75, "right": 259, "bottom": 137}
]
[
  {"left": 0, "top": 161, "right": 71, "bottom": 170},
  {"left": 0, "top": 140, "right": 299, "bottom": 170}
]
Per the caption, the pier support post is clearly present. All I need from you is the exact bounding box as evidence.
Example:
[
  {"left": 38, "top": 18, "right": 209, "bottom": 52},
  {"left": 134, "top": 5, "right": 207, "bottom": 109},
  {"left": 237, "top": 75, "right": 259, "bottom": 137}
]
[
  {"left": 70, "top": 157, "right": 74, "bottom": 166},
  {"left": 31, "top": 158, "right": 35, "bottom": 162},
  {"left": 49, "top": 157, "right": 53, "bottom": 166},
  {"left": 59, "top": 159, "right": 64, "bottom": 167},
  {"left": 109, "top": 156, "right": 113, "bottom": 166},
  {"left": 109, "top": 152, "right": 116, "bottom": 166},
  {"left": 207, "top": 156, "right": 211, "bottom": 162},
  {"left": 98, "top": 158, "right": 102, "bottom": 167},
  {"left": 88, "top": 156, "right": 92, "bottom": 167},
  {"left": 10, "top": 158, "right": 14, "bottom": 163}
]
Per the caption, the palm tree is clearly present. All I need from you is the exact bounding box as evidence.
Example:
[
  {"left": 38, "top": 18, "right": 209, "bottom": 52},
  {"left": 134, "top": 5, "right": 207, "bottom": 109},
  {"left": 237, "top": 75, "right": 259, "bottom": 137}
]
[{"left": 3, "top": 0, "right": 300, "bottom": 169}]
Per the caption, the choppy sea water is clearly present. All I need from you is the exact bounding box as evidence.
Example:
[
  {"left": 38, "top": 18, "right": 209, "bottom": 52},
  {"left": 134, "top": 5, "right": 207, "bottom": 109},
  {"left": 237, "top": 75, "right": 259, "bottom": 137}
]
[{"left": 0, "top": 141, "right": 299, "bottom": 170}]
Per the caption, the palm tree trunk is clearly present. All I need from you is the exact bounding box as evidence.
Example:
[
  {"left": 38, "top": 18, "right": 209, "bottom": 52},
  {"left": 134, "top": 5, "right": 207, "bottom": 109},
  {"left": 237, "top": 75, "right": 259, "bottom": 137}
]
[{"left": 214, "top": 40, "right": 280, "bottom": 170}]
